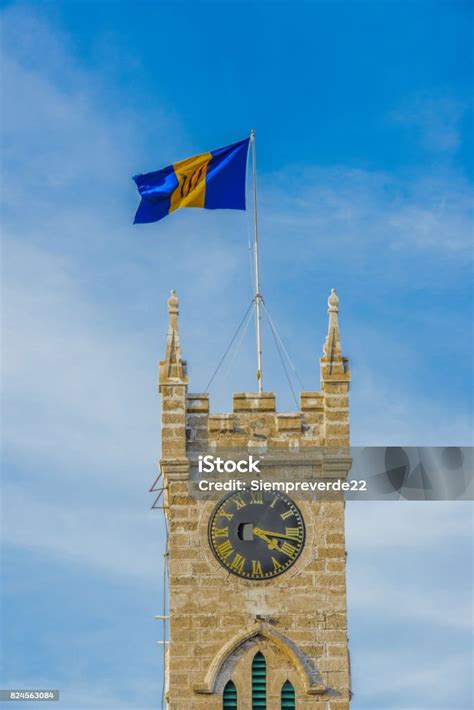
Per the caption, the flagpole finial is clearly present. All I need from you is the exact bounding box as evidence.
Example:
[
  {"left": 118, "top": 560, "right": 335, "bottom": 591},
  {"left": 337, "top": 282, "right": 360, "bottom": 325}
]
[{"left": 250, "top": 128, "right": 255, "bottom": 140}]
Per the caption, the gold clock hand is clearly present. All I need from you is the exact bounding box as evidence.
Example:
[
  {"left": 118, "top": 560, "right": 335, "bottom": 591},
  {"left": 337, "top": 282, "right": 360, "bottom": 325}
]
[
  {"left": 252, "top": 528, "right": 279, "bottom": 550},
  {"left": 254, "top": 527, "right": 299, "bottom": 540}
]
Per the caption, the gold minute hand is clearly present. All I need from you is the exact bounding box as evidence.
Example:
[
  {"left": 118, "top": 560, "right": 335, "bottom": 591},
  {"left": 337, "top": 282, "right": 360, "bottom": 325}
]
[{"left": 253, "top": 527, "right": 298, "bottom": 540}]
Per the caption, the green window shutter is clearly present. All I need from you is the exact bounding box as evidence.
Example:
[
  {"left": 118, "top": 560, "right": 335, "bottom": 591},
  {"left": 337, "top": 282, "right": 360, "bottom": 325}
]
[
  {"left": 281, "top": 679, "right": 295, "bottom": 709},
  {"left": 252, "top": 651, "right": 267, "bottom": 709},
  {"left": 223, "top": 680, "right": 237, "bottom": 709}
]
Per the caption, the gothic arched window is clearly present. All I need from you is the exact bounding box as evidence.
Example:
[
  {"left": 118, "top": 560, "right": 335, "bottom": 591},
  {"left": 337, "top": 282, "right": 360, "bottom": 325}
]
[
  {"left": 251, "top": 651, "right": 267, "bottom": 708},
  {"left": 223, "top": 679, "right": 237, "bottom": 709},
  {"left": 281, "top": 679, "right": 295, "bottom": 708}
]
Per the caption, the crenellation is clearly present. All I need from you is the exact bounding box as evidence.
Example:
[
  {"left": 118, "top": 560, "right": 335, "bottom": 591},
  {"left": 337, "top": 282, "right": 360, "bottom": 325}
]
[
  {"left": 207, "top": 414, "right": 234, "bottom": 433},
  {"left": 233, "top": 392, "right": 276, "bottom": 412},
  {"left": 276, "top": 413, "right": 302, "bottom": 432},
  {"left": 186, "top": 393, "right": 209, "bottom": 413}
]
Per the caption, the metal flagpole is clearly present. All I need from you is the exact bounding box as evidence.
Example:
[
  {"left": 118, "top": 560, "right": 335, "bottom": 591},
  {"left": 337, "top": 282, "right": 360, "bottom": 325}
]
[{"left": 250, "top": 129, "right": 263, "bottom": 393}]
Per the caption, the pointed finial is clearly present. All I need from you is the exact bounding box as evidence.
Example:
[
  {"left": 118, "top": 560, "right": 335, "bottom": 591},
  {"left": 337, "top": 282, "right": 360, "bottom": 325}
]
[
  {"left": 168, "top": 289, "right": 179, "bottom": 316},
  {"left": 321, "top": 287, "right": 348, "bottom": 380},
  {"left": 328, "top": 288, "right": 339, "bottom": 313},
  {"left": 159, "top": 289, "right": 187, "bottom": 388}
]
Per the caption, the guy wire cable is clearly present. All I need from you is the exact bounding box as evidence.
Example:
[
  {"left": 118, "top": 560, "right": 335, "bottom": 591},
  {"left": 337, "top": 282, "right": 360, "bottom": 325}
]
[
  {"left": 221, "top": 302, "right": 256, "bottom": 381},
  {"left": 261, "top": 300, "right": 305, "bottom": 390},
  {"left": 262, "top": 301, "right": 299, "bottom": 409},
  {"left": 204, "top": 298, "right": 255, "bottom": 393}
]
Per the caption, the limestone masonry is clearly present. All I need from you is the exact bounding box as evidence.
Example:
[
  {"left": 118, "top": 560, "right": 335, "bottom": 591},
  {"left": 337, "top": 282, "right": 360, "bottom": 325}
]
[{"left": 159, "top": 288, "right": 351, "bottom": 709}]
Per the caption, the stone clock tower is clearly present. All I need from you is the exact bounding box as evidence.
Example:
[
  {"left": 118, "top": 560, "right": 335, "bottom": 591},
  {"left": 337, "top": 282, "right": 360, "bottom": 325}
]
[{"left": 158, "top": 289, "right": 351, "bottom": 709}]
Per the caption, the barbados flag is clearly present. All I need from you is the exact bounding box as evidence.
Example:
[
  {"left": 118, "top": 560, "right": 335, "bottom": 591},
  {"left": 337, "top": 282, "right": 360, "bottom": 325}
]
[{"left": 133, "top": 137, "right": 250, "bottom": 224}]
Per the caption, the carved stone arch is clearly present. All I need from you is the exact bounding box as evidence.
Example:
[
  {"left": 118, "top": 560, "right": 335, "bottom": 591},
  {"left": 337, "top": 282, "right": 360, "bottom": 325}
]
[{"left": 193, "top": 622, "right": 326, "bottom": 696}]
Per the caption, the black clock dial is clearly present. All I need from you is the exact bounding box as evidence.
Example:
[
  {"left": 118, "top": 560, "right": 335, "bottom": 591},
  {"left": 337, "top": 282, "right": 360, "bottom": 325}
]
[{"left": 208, "top": 490, "right": 305, "bottom": 580}]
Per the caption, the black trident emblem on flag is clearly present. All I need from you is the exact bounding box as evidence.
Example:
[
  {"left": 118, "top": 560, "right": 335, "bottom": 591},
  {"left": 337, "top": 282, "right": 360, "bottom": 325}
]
[{"left": 179, "top": 164, "right": 206, "bottom": 198}]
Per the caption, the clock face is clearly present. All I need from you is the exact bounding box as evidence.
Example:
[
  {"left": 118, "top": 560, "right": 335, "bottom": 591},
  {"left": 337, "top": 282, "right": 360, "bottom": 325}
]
[{"left": 208, "top": 490, "right": 305, "bottom": 580}]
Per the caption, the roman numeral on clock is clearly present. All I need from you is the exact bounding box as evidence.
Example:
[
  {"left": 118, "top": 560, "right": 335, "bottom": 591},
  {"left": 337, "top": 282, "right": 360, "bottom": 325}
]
[
  {"left": 219, "top": 508, "right": 233, "bottom": 521},
  {"left": 251, "top": 560, "right": 263, "bottom": 577},
  {"left": 271, "top": 556, "right": 285, "bottom": 572},
  {"left": 279, "top": 541, "right": 298, "bottom": 558},
  {"left": 215, "top": 540, "right": 234, "bottom": 561},
  {"left": 229, "top": 553, "right": 246, "bottom": 574},
  {"left": 280, "top": 509, "right": 294, "bottom": 520},
  {"left": 285, "top": 527, "right": 301, "bottom": 541},
  {"left": 213, "top": 527, "right": 229, "bottom": 538}
]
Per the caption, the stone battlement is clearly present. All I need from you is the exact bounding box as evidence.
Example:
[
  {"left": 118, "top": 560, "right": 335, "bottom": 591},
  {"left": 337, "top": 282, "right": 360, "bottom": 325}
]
[
  {"left": 185, "top": 391, "right": 327, "bottom": 448},
  {"left": 186, "top": 391, "right": 326, "bottom": 414}
]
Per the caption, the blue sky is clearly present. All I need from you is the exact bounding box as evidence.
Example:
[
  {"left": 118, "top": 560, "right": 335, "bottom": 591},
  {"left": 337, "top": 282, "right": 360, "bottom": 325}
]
[{"left": 1, "top": 1, "right": 473, "bottom": 708}]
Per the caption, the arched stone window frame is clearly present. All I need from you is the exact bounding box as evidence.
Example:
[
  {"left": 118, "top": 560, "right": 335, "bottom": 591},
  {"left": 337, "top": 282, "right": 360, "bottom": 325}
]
[{"left": 193, "top": 621, "right": 326, "bottom": 696}]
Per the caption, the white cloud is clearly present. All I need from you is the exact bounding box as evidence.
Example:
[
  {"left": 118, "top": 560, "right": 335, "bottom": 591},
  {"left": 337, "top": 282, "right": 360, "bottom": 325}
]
[
  {"left": 347, "top": 502, "right": 473, "bottom": 548},
  {"left": 347, "top": 504, "right": 473, "bottom": 708},
  {"left": 2, "top": 483, "right": 162, "bottom": 582},
  {"left": 346, "top": 504, "right": 473, "bottom": 632},
  {"left": 2, "top": 239, "right": 159, "bottom": 478},
  {"left": 349, "top": 562, "right": 472, "bottom": 632},
  {"left": 262, "top": 166, "right": 473, "bottom": 258},
  {"left": 391, "top": 94, "right": 468, "bottom": 153},
  {"left": 350, "top": 364, "right": 474, "bottom": 446},
  {"left": 352, "top": 650, "right": 473, "bottom": 709}
]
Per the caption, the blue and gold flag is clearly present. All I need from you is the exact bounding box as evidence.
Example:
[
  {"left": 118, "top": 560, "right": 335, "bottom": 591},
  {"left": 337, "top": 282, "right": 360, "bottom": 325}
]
[{"left": 133, "top": 137, "right": 250, "bottom": 224}]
